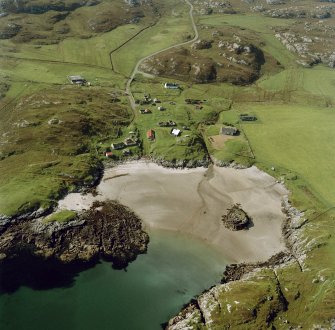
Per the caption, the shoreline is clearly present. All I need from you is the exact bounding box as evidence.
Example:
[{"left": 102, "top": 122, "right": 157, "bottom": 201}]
[{"left": 58, "top": 160, "right": 288, "bottom": 264}]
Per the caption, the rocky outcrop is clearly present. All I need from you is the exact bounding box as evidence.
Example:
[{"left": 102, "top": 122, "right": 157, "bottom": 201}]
[
  {"left": 0, "top": 200, "right": 149, "bottom": 269},
  {"left": 140, "top": 39, "right": 266, "bottom": 85},
  {"left": 221, "top": 203, "right": 251, "bottom": 230},
  {"left": 165, "top": 197, "right": 312, "bottom": 329},
  {"left": 192, "top": 39, "right": 212, "bottom": 50},
  {"left": 0, "top": 22, "right": 21, "bottom": 39},
  {"left": 264, "top": 5, "right": 333, "bottom": 19},
  {"left": 150, "top": 156, "right": 210, "bottom": 169},
  {"left": 166, "top": 263, "right": 289, "bottom": 329}
]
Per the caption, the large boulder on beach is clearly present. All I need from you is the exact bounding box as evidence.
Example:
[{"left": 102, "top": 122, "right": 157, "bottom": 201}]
[{"left": 222, "top": 204, "right": 250, "bottom": 230}]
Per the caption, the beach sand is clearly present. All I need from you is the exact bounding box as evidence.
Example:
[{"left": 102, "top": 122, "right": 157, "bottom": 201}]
[{"left": 58, "top": 161, "right": 288, "bottom": 263}]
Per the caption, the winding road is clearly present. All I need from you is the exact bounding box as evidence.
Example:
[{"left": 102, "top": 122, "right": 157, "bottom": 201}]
[{"left": 125, "top": 0, "right": 199, "bottom": 113}]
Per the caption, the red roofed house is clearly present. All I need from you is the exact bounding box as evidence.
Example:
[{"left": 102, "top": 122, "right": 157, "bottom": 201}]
[
  {"left": 105, "top": 151, "right": 114, "bottom": 158},
  {"left": 147, "top": 129, "right": 155, "bottom": 141}
]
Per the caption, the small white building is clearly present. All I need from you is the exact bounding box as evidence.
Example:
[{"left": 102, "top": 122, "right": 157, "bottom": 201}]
[{"left": 171, "top": 129, "right": 181, "bottom": 136}]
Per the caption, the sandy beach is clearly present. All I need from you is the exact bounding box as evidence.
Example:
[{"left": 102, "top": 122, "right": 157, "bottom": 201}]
[{"left": 58, "top": 161, "right": 288, "bottom": 263}]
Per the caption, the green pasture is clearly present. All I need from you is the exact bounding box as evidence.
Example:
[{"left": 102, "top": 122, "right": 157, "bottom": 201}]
[
  {"left": 1, "top": 24, "right": 143, "bottom": 67},
  {"left": 259, "top": 65, "right": 335, "bottom": 104},
  {"left": 238, "top": 103, "right": 335, "bottom": 207}
]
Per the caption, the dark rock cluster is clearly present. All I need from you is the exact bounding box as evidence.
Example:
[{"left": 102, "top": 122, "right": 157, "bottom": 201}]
[{"left": 0, "top": 200, "right": 149, "bottom": 269}]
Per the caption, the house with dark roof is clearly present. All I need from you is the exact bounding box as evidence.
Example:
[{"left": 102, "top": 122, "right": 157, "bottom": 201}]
[
  {"left": 111, "top": 142, "right": 125, "bottom": 150},
  {"left": 240, "top": 114, "right": 257, "bottom": 121}
]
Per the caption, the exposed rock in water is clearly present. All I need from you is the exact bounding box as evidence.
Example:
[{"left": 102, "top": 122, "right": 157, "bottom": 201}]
[
  {"left": 221, "top": 203, "right": 250, "bottom": 230},
  {"left": 0, "top": 200, "right": 149, "bottom": 269}
]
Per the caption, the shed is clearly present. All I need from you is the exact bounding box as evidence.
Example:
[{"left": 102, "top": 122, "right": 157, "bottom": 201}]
[
  {"left": 68, "top": 75, "right": 86, "bottom": 85},
  {"left": 220, "top": 126, "right": 239, "bottom": 136},
  {"left": 147, "top": 129, "right": 155, "bottom": 140},
  {"left": 111, "top": 142, "right": 125, "bottom": 150},
  {"left": 240, "top": 114, "right": 257, "bottom": 121},
  {"left": 164, "top": 82, "right": 179, "bottom": 89}
]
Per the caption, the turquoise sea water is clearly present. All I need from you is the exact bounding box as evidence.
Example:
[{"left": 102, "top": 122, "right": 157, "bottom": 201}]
[{"left": 0, "top": 229, "right": 227, "bottom": 330}]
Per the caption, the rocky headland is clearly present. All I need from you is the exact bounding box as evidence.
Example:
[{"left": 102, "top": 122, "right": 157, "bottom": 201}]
[
  {"left": 165, "top": 198, "right": 308, "bottom": 329},
  {"left": 0, "top": 200, "right": 149, "bottom": 269}
]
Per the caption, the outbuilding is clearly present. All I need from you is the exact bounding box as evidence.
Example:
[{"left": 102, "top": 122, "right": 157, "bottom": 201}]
[
  {"left": 164, "top": 82, "right": 179, "bottom": 89},
  {"left": 68, "top": 75, "right": 86, "bottom": 85},
  {"left": 220, "top": 126, "right": 239, "bottom": 136}
]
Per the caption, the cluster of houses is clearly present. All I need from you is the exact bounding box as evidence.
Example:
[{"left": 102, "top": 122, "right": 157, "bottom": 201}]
[
  {"left": 185, "top": 98, "right": 204, "bottom": 110},
  {"left": 106, "top": 133, "right": 139, "bottom": 158},
  {"left": 108, "top": 82, "right": 184, "bottom": 155}
]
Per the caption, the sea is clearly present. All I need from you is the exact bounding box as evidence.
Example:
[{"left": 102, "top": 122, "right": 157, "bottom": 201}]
[{"left": 0, "top": 229, "right": 227, "bottom": 330}]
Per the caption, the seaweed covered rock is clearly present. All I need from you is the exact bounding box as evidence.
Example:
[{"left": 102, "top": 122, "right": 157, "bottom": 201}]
[{"left": 222, "top": 203, "right": 250, "bottom": 230}]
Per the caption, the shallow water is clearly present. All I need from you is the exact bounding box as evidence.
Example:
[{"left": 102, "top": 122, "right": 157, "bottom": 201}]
[{"left": 0, "top": 229, "right": 227, "bottom": 330}]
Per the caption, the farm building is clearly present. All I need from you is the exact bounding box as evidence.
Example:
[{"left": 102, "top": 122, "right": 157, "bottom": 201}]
[
  {"left": 147, "top": 129, "right": 155, "bottom": 141},
  {"left": 68, "top": 75, "right": 86, "bottom": 85},
  {"left": 111, "top": 142, "right": 125, "bottom": 150},
  {"left": 164, "top": 82, "right": 179, "bottom": 89},
  {"left": 158, "top": 106, "right": 166, "bottom": 111},
  {"left": 220, "top": 126, "right": 239, "bottom": 136},
  {"left": 240, "top": 114, "right": 257, "bottom": 121}
]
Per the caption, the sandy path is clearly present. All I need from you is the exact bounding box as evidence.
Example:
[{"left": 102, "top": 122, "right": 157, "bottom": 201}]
[{"left": 58, "top": 161, "right": 288, "bottom": 263}]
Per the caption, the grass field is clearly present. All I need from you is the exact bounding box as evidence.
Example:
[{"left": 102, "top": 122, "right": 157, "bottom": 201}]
[{"left": 236, "top": 103, "right": 335, "bottom": 207}]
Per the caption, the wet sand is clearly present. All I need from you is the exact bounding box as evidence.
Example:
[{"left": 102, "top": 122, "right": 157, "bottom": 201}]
[{"left": 58, "top": 161, "right": 288, "bottom": 263}]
